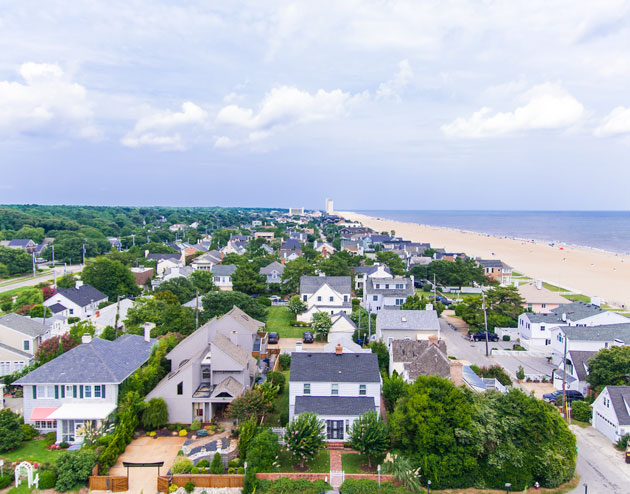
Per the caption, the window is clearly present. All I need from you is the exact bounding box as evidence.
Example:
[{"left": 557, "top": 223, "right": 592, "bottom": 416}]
[
  {"left": 385, "top": 284, "right": 389, "bottom": 289},
  {"left": 69, "top": 309, "right": 74, "bottom": 315},
  {"left": 0, "top": 361, "right": 10, "bottom": 375},
  {"left": 329, "top": 296, "right": 334, "bottom": 302},
  {"left": 331, "top": 384, "right": 339, "bottom": 396},
  {"left": 373, "top": 295, "right": 378, "bottom": 301},
  {"left": 345, "top": 419, "right": 350, "bottom": 433},
  {"left": 395, "top": 299, "right": 404, "bottom": 305},
  {"left": 177, "top": 382, "right": 183, "bottom": 395},
  {"left": 545, "top": 339, "right": 551, "bottom": 345},
  {"left": 304, "top": 383, "right": 311, "bottom": 395},
  {"left": 542, "top": 303, "right": 546, "bottom": 309},
  {"left": 34, "top": 420, "right": 56, "bottom": 430},
  {"left": 540, "top": 325, "right": 546, "bottom": 331},
  {"left": 317, "top": 296, "right": 322, "bottom": 302},
  {"left": 396, "top": 284, "right": 403, "bottom": 289},
  {"left": 359, "top": 384, "right": 366, "bottom": 396},
  {"left": 343, "top": 295, "right": 348, "bottom": 302},
  {"left": 23, "top": 340, "right": 30, "bottom": 351},
  {"left": 94, "top": 385, "right": 102, "bottom": 398},
  {"left": 37, "top": 385, "right": 55, "bottom": 399},
  {"left": 13, "top": 361, "right": 25, "bottom": 372},
  {"left": 84, "top": 386, "right": 92, "bottom": 398},
  {"left": 202, "top": 368, "right": 211, "bottom": 380},
  {"left": 303, "top": 295, "right": 307, "bottom": 302}
]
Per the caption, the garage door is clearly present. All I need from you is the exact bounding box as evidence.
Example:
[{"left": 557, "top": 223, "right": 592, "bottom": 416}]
[{"left": 593, "top": 411, "right": 618, "bottom": 443}]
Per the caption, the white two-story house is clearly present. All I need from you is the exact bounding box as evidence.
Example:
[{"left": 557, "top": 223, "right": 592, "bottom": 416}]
[
  {"left": 0, "top": 314, "right": 47, "bottom": 376},
  {"left": 353, "top": 264, "right": 392, "bottom": 291},
  {"left": 289, "top": 348, "right": 381, "bottom": 441},
  {"left": 14, "top": 331, "right": 156, "bottom": 443},
  {"left": 362, "top": 276, "right": 415, "bottom": 312},
  {"left": 259, "top": 261, "right": 285, "bottom": 285},
  {"left": 44, "top": 282, "right": 108, "bottom": 320},
  {"left": 211, "top": 264, "right": 237, "bottom": 291},
  {"left": 592, "top": 386, "right": 630, "bottom": 443},
  {"left": 297, "top": 276, "right": 352, "bottom": 323},
  {"left": 550, "top": 323, "right": 630, "bottom": 366},
  {"left": 376, "top": 308, "right": 440, "bottom": 344}
]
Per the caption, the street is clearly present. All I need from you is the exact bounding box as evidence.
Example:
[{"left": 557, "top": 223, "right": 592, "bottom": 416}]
[{"left": 0, "top": 264, "right": 83, "bottom": 294}]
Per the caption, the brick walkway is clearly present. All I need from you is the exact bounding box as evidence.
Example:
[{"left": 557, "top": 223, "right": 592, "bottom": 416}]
[{"left": 329, "top": 449, "right": 342, "bottom": 471}]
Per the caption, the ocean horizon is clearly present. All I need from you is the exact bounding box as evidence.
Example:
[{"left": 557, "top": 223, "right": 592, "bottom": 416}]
[{"left": 357, "top": 210, "right": 630, "bottom": 254}]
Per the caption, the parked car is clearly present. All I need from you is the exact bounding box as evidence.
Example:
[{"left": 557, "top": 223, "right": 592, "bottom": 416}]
[
  {"left": 303, "top": 331, "right": 314, "bottom": 344},
  {"left": 268, "top": 332, "right": 279, "bottom": 344},
  {"left": 471, "top": 331, "right": 499, "bottom": 342},
  {"left": 542, "top": 390, "right": 585, "bottom": 404}
]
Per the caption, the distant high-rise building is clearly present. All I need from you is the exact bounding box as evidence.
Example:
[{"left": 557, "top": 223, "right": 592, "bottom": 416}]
[
  {"left": 289, "top": 207, "right": 304, "bottom": 216},
  {"left": 325, "top": 198, "right": 334, "bottom": 214}
]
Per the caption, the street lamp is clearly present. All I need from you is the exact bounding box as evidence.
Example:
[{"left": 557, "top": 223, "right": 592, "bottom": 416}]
[
  {"left": 377, "top": 464, "right": 381, "bottom": 488},
  {"left": 505, "top": 483, "right": 512, "bottom": 494},
  {"left": 427, "top": 480, "right": 431, "bottom": 494}
]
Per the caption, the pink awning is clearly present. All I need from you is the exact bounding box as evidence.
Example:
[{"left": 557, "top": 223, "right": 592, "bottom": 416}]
[{"left": 30, "top": 408, "right": 57, "bottom": 421}]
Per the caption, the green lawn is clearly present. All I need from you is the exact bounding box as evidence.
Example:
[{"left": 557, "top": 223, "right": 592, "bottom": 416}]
[
  {"left": 264, "top": 370, "right": 290, "bottom": 426},
  {"left": 564, "top": 294, "right": 591, "bottom": 303},
  {"left": 277, "top": 448, "right": 330, "bottom": 473},
  {"left": 0, "top": 440, "right": 64, "bottom": 465},
  {"left": 542, "top": 282, "right": 569, "bottom": 292},
  {"left": 341, "top": 453, "right": 373, "bottom": 473},
  {"left": 266, "top": 306, "right": 306, "bottom": 337}
]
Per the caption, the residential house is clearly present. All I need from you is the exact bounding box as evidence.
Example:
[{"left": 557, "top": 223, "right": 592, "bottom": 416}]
[
  {"left": 341, "top": 241, "right": 362, "bottom": 256},
  {"left": 146, "top": 307, "right": 263, "bottom": 423},
  {"left": 146, "top": 253, "right": 184, "bottom": 275},
  {"left": 478, "top": 259, "right": 513, "bottom": 285},
  {"left": 592, "top": 386, "right": 630, "bottom": 443},
  {"left": 279, "top": 239, "right": 302, "bottom": 260},
  {"left": 353, "top": 264, "right": 392, "bottom": 291},
  {"left": 260, "top": 244, "right": 274, "bottom": 255},
  {"left": 288, "top": 231, "right": 308, "bottom": 243},
  {"left": 517, "top": 301, "right": 630, "bottom": 353},
  {"left": 254, "top": 231, "right": 275, "bottom": 241},
  {"left": 550, "top": 323, "right": 630, "bottom": 366},
  {"left": 259, "top": 261, "right": 285, "bottom": 285},
  {"left": 162, "top": 265, "right": 194, "bottom": 282},
  {"left": 408, "top": 256, "right": 433, "bottom": 269},
  {"left": 169, "top": 223, "right": 186, "bottom": 232},
  {"left": 313, "top": 241, "right": 336, "bottom": 258},
  {"left": 389, "top": 336, "right": 451, "bottom": 381},
  {"left": 289, "top": 349, "right": 381, "bottom": 441},
  {"left": 0, "top": 314, "right": 47, "bottom": 376},
  {"left": 362, "top": 276, "right": 415, "bottom": 312},
  {"left": 191, "top": 250, "right": 222, "bottom": 271},
  {"left": 403, "top": 243, "right": 431, "bottom": 256},
  {"left": 552, "top": 350, "right": 596, "bottom": 395},
  {"left": 92, "top": 298, "right": 135, "bottom": 335},
  {"left": 221, "top": 239, "right": 247, "bottom": 256},
  {"left": 297, "top": 275, "right": 352, "bottom": 323},
  {"left": 14, "top": 331, "right": 156, "bottom": 442},
  {"left": 376, "top": 309, "right": 440, "bottom": 344},
  {"left": 323, "top": 313, "right": 369, "bottom": 353},
  {"left": 4, "top": 239, "right": 38, "bottom": 253},
  {"left": 211, "top": 265, "right": 237, "bottom": 291},
  {"left": 44, "top": 282, "right": 108, "bottom": 320},
  {"left": 517, "top": 280, "right": 569, "bottom": 313},
  {"left": 130, "top": 266, "right": 154, "bottom": 288}
]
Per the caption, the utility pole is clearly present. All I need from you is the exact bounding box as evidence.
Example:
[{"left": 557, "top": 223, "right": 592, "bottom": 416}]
[
  {"left": 82, "top": 244, "right": 86, "bottom": 265},
  {"left": 115, "top": 295, "right": 121, "bottom": 338},
  {"left": 52, "top": 245, "right": 56, "bottom": 289},
  {"left": 32, "top": 252, "right": 36, "bottom": 277},
  {"left": 562, "top": 330, "right": 568, "bottom": 419},
  {"left": 483, "top": 291, "right": 490, "bottom": 357},
  {"left": 195, "top": 291, "right": 200, "bottom": 330},
  {"left": 131, "top": 234, "right": 135, "bottom": 247},
  {"left": 368, "top": 307, "right": 372, "bottom": 342}
]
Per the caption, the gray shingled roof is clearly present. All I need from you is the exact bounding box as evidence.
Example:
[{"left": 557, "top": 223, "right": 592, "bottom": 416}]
[
  {"left": 354, "top": 265, "right": 392, "bottom": 276},
  {"left": 48, "top": 303, "right": 67, "bottom": 314},
  {"left": 568, "top": 350, "right": 596, "bottom": 381},
  {"left": 211, "top": 264, "right": 237, "bottom": 276},
  {"left": 377, "top": 309, "right": 440, "bottom": 331},
  {"left": 14, "top": 334, "right": 156, "bottom": 384},
  {"left": 8, "top": 239, "right": 34, "bottom": 247},
  {"left": 55, "top": 284, "right": 107, "bottom": 307},
  {"left": 211, "top": 333, "right": 250, "bottom": 367},
  {"left": 295, "top": 396, "right": 376, "bottom": 416},
  {"left": 477, "top": 259, "right": 506, "bottom": 268},
  {"left": 290, "top": 352, "right": 380, "bottom": 382},
  {"left": 365, "top": 277, "right": 414, "bottom": 297},
  {"left": 561, "top": 323, "right": 630, "bottom": 342},
  {"left": 551, "top": 301, "right": 609, "bottom": 321},
  {"left": 259, "top": 261, "right": 285, "bottom": 275},
  {"left": 0, "top": 313, "right": 47, "bottom": 338},
  {"left": 147, "top": 253, "right": 181, "bottom": 261},
  {"left": 300, "top": 276, "right": 351, "bottom": 294},
  {"left": 606, "top": 386, "right": 630, "bottom": 425}
]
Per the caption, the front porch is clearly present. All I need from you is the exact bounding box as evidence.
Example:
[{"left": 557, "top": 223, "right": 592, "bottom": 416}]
[{"left": 48, "top": 402, "right": 116, "bottom": 444}]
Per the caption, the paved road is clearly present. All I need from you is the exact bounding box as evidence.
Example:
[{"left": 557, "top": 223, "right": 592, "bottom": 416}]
[
  {"left": 569, "top": 426, "right": 630, "bottom": 494},
  {"left": 0, "top": 264, "right": 83, "bottom": 294}
]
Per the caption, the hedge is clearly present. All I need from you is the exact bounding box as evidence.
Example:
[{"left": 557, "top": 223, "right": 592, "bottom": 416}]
[{"left": 339, "top": 479, "right": 407, "bottom": 494}]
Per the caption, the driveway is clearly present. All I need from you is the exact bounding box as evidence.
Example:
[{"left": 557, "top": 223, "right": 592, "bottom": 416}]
[
  {"left": 276, "top": 337, "right": 327, "bottom": 353},
  {"left": 569, "top": 425, "right": 630, "bottom": 494},
  {"left": 109, "top": 436, "right": 186, "bottom": 493}
]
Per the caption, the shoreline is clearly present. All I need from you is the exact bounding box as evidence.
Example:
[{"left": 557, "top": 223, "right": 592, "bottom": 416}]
[{"left": 338, "top": 211, "right": 630, "bottom": 309}]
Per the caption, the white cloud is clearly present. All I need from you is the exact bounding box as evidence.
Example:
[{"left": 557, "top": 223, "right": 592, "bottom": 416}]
[
  {"left": 441, "top": 83, "right": 584, "bottom": 138},
  {"left": 121, "top": 101, "right": 208, "bottom": 150},
  {"left": 215, "top": 85, "right": 361, "bottom": 146},
  {"left": 0, "top": 62, "right": 99, "bottom": 139},
  {"left": 594, "top": 106, "right": 630, "bottom": 137},
  {"left": 376, "top": 60, "right": 413, "bottom": 101}
]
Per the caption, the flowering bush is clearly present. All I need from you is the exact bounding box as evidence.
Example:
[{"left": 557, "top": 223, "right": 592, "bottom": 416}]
[
  {"left": 179, "top": 429, "right": 188, "bottom": 437},
  {"left": 284, "top": 412, "right": 325, "bottom": 468}
]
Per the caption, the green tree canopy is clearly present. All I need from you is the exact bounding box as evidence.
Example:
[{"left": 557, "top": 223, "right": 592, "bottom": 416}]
[
  {"left": 0, "top": 246, "right": 32, "bottom": 275},
  {"left": 285, "top": 412, "right": 326, "bottom": 468},
  {"left": 349, "top": 410, "right": 390, "bottom": 467},
  {"left": 586, "top": 346, "right": 630, "bottom": 393},
  {"left": 154, "top": 277, "right": 195, "bottom": 304},
  {"left": 427, "top": 258, "right": 486, "bottom": 287},
  {"left": 311, "top": 312, "right": 332, "bottom": 341},
  {"left": 189, "top": 270, "right": 216, "bottom": 294},
  {"left": 232, "top": 263, "right": 267, "bottom": 294},
  {"left": 376, "top": 251, "right": 406, "bottom": 276},
  {"left": 201, "top": 290, "right": 268, "bottom": 322},
  {"left": 81, "top": 258, "right": 140, "bottom": 300},
  {"left": 281, "top": 257, "right": 316, "bottom": 292}
]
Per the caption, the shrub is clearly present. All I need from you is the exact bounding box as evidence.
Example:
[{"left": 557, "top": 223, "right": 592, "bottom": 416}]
[
  {"left": 227, "top": 467, "right": 235, "bottom": 474},
  {"left": 278, "top": 353, "right": 291, "bottom": 371},
  {"left": 228, "top": 459, "right": 240, "bottom": 468},
  {"left": 179, "top": 429, "right": 188, "bottom": 437},
  {"left": 44, "top": 431, "right": 58, "bottom": 446},
  {"left": 210, "top": 452, "right": 224, "bottom": 474},
  {"left": 0, "top": 409, "right": 25, "bottom": 452},
  {"left": 237, "top": 467, "right": 244, "bottom": 474},
  {"left": 616, "top": 434, "right": 630, "bottom": 451},
  {"left": 0, "top": 475, "right": 13, "bottom": 489},
  {"left": 169, "top": 484, "right": 178, "bottom": 493},
  {"left": 171, "top": 457, "right": 194, "bottom": 474},
  {"left": 238, "top": 419, "right": 258, "bottom": 460},
  {"left": 516, "top": 365, "right": 526, "bottom": 380},
  {"left": 55, "top": 449, "right": 98, "bottom": 492},
  {"left": 245, "top": 428, "right": 279, "bottom": 472},
  {"left": 59, "top": 441, "right": 70, "bottom": 449},
  {"left": 284, "top": 412, "right": 325, "bottom": 468},
  {"left": 260, "top": 478, "right": 333, "bottom": 494},
  {"left": 513, "top": 343, "right": 526, "bottom": 351},
  {"left": 572, "top": 401, "right": 592, "bottom": 422},
  {"left": 197, "top": 459, "right": 209, "bottom": 468},
  {"left": 184, "top": 481, "right": 195, "bottom": 493},
  {"left": 22, "top": 423, "right": 39, "bottom": 440},
  {"left": 266, "top": 371, "right": 286, "bottom": 392},
  {"left": 502, "top": 335, "right": 511, "bottom": 341},
  {"left": 38, "top": 470, "right": 57, "bottom": 489},
  {"left": 190, "top": 419, "right": 201, "bottom": 431},
  {"left": 190, "top": 467, "right": 199, "bottom": 474},
  {"left": 142, "top": 398, "right": 169, "bottom": 430},
  {"left": 167, "top": 424, "right": 178, "bottom": 431},
  {"left": 339, "top": 478, "right": 406, "bottom": 494}
]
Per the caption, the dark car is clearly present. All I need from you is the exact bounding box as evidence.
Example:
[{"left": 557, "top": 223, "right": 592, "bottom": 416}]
[
  {"left": 542, "top": 390, "right": 585, "bottom": 404},
  {"left": 303, "top": 331, "right": 314, "bottom": 344},
  {"left": 268, "top": 332, "right": 279, "bottom": 345},
  {"left": 471, "top": 331, "right": 499, "bottom": 342}
]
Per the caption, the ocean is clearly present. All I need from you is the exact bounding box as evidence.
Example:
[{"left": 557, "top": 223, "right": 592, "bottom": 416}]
[{"left": 358, "top": 210, "right": 630, "bottom": 254}]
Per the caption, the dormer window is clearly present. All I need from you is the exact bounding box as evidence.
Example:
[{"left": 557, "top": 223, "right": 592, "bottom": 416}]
[{"left": 331, "top": 384, "right": 339, "bottom": 395}]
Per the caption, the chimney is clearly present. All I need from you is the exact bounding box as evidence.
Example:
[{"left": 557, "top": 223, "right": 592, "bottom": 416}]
[
  {"left": 562, "top": 313, "right": 567, "bottom": 322},
  {"left": 535, "top": 280, "right": 542, "bottom": 290},
  {"left": 75, "top": 280, "right": 84, "bottom": 288},
  {"left": 592, "top": 297, "right": 601, "bottom": 307},
  {"left": 449, "top": 360, "right": 464, "bottom": 386},
  {"left": 335, "top": 344, "right": 343, "bottom": 355},
  {"left": 295, "top": 342, "right": 303, "bottom": 352},
  {"left": 428, "top": 334, "right": 438, "bottom": 347},
  {"left": 81, "top": 334, "right": 92, "bottom": 344},
  {"left": 426, "top": 303, "right": 434, "bottom": 311},
  {"left": 229, "top": 330, "right": 239, "bottom": 346},
  {"left": 95, "top": 310, "right": 100, "bottom": 318},
  {"left": 281, "top": 258, "right": 285, "bottom": 265},
  {"left": 145, "top": 249, "right": 149, "bottom": 258}
]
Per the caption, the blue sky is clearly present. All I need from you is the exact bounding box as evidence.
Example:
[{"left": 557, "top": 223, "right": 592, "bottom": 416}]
[{"left": 1, "top": 1, "right": 630, "bottom": 210}]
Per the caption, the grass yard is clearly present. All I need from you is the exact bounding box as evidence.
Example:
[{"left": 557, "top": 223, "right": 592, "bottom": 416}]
[
  {"left": 564, "top": 294, "right": 591, "bottom": 303},
  {"left": 341, "top": 453, "right": 375, "bottom": 473},
  {"left": 266, "top": 306, "right": 306, "bottom": 337},
  {"left": 264, "top": 370, "right": 290, "bottom": 426},
  {"left": 0, "top": 440, "right": 64, "bottom": 465},
  {"left": 276, "top": 448, "right": 330, "bottom": 473},
  {"left": 542, "top": 282, "right": 568, "bottom": 292}
]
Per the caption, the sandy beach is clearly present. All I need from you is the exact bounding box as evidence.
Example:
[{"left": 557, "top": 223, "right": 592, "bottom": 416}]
[{"left": 339, "top": 211, "right": 630, "bottom": 309}]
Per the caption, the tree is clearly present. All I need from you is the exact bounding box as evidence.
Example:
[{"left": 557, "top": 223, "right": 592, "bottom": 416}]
[
  {"left": 29, "top": 304, "right": 52, "bottom": 318},
  {"left": 455, "top": 286, "right": 524, "bottom": 331},
  {"left": 586, "top": 346, "right": 630, "bottom": 393},
  {"left": 245, "top": 427, "right": 280, "bottom": 471},
  {"left": 210, "top": 452, "right": 224, "bottom": 474},
  {"left": 232, "top": 263, "right": 267, "bottom": 294},
  {"left": 227, "top": 389, "right": 272, "bottom": 423},
  {"left": 15, "top": 225, "right": 45, "bottom": 243},
  {"left": 382, "top": 453, "right": 423, "bottom": 493},
  {"left": 125, "top": 297, "right": 195, "bottom": 336},
  {"left": 408, "top": 264, "right": 428, "bottom": 280},
  {"left": 349, "top": 410, "right": 390, "bottom": 467},
  {"left": 317, "top": 253, "right": 351, "bottom": 276},
  {"left": 69, "top": 320, "right": 96, "bottom": 341},
  {"left": 142, "top": 398, "right": 169, "bottom": 430},
  {"left": 281, "top": 257, "right": 316, "bottom": 292},
  {"left": 55, "top": 449, "right": 98, "bottom": 492},
  {"left": 57, "top": 273, "right": 77, "bottom": 289},
  {"left": 14, "top": 287, "right": 43, "bottom": 309},
  {"left": 285, "top": 412, "right": 326, "bottom": 468},
  {"left": 0, "top": 409, "right": 24, "bottom": 452},
  {"left": 81, "top": 258, "right": 140, "bottom": 300},
  {"left": 0, "top": 246, "right": 32, "bottom": 275},
  {"left": 376, "top": 251, "right": 406, "bottom": 276},
  {"left": 287, "top": 295, "right": 307, "bottom": 315},
  {"left": 237, "top": 419, "right": 258, "bottom": 460},
  {"left": 202, "top": 291, "right": 268, "bottom": 322},
  {"left": 35, "top": 334, "right": 79, "bottom": 365},
  {"left": 572, "top": 401, "right": 592, "bottom": 422},
  {"left": 370, "top": 340, "right": 389, "bottom": 374},
  {"left": 382, "top": 372, "right": 408, "bottom": 413},
  {"left": 427, "top": 258, "right": 486, "bottom": 287},
  {"left": 190, "top": 270, "right": 216, "bottom": 294},
  {"left": 154, "top": 277, "right": 195, "bottom": 304},
  {"left": 311, "top": 312, "right": 332, "bottom": 341},
  {"left": 402, "top": 294, "right": 444, "bottom": 316}
]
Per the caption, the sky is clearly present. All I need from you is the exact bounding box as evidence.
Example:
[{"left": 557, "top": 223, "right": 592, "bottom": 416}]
[{"left": 2, "top": 1, "right": 630, "bottom": 210}]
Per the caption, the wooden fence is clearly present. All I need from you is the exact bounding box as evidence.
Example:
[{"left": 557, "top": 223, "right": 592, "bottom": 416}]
[
  {"left": 89, "top": 476, "right": 128, "bottom": 491},
  {"left": 157, "top": 475, "right": 245, "bottom": 492}
]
